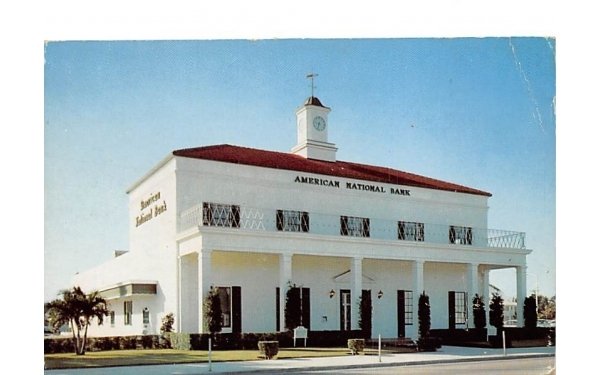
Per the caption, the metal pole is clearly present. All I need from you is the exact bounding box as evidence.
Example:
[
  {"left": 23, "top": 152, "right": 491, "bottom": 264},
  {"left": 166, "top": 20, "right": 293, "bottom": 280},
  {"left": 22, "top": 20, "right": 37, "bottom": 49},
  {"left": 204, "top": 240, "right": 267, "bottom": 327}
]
[
  {"left": 502, "top": 331, "right": 506, "bottom": 356},
  {"left": 208, "top": 337, "right": 212, "bottom": 372},
  {"left": 378, "top": 334, "right": 381, "bottom": 362}
]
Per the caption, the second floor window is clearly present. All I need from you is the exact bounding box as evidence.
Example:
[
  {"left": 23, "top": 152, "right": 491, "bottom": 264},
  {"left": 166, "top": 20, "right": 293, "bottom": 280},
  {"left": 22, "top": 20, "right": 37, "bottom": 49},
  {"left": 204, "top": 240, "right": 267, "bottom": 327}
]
[
  {"left": 340, "top": 216, "right": 370, "bottom": 237},
  {"left": 276, "top": 210, "right": 309, "bottom": 232},
  {"left": 449, "top": 225, "right": 473, "bottom": 245},
  {"left": 203, "top": 202, "right": 240, "bottom": 228},
  {"left": 398, "top": 221, "right": 425, "bottom": 241}
]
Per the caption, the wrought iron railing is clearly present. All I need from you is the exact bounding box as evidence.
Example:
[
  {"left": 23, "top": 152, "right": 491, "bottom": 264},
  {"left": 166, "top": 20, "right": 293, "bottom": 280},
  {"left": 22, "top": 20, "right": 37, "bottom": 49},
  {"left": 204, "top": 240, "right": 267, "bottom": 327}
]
[{"left": 179, "top": 204, "right": 526, "bottom": 249}]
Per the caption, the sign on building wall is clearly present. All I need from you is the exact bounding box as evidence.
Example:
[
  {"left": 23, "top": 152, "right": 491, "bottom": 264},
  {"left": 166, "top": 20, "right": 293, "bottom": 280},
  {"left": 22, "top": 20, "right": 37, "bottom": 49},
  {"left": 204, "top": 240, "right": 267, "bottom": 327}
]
[
  {"left": 135, "top": 192, "right": 167, "bottom": 227},
  {"left": 294, "top": 175, "right": 411, "bottom": 196}
]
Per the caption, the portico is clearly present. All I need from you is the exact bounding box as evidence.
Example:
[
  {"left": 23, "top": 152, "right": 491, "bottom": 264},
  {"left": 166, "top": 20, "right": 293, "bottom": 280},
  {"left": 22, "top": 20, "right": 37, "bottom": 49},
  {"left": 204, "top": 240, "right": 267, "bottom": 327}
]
[{"left": 176, "top": 221, "right": 528, "bottom": 340}]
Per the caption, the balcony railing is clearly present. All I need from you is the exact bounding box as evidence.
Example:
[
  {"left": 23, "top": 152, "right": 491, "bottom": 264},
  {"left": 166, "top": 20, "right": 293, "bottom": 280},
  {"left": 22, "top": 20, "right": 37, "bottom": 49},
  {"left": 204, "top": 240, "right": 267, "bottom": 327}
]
[{"left": 179, "top": 204, "right": 526, "bottom": 250}]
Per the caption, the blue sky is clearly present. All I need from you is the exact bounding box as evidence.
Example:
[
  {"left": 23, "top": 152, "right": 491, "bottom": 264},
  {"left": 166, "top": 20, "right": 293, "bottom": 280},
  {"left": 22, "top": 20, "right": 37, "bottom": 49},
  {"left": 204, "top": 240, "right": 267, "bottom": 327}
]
[{"left": 44, "top": 38, "right": 556, "bottom": 301}]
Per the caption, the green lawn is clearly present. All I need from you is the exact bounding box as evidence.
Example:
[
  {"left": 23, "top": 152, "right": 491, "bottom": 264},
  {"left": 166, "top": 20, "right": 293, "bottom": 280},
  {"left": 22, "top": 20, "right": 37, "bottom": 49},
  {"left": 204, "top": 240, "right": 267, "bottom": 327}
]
[{"left": 44, "top": 347, "right": 371, "bottom": 369}]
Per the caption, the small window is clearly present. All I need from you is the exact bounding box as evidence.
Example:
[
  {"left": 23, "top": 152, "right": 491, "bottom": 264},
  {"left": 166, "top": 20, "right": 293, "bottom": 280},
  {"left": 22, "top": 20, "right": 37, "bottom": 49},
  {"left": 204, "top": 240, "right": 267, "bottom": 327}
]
[
  {"left": 398, "top": 221, "right": 424, "bottom": 242},
  {"left": 340, "top": 216, "right": 370, "bottom": 237},
  {"left": 203, "top": 202, "right": 240, "bottom": 228},
  {"left": 142, "top": 308, "right": 150, "bottom": 325},
  {"left": 124, "top": 301, "right": 133, "bottom": 325},
  {"left": 109, "top": 311, "right": 115, "bottom": 327},
  {"left": 276, "top": 210, "right": 309, "bottom": 232},
  {"left": 449, "top": 225, "right": 473, "bottom": 245}
]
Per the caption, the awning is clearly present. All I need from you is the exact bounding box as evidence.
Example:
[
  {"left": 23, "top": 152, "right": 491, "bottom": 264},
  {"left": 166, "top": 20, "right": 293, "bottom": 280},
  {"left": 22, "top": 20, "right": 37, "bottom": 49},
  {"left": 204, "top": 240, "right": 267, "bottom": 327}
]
[{"left": 98, "top": 281, "right": 157, "bottom": 300}]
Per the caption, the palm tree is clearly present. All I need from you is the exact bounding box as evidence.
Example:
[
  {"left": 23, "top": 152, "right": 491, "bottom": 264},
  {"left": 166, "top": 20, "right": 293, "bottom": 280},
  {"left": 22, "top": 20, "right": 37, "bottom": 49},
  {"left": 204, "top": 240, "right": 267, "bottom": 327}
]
[{"left": 45, "top": 286, "right": 109, "bottom": 355}]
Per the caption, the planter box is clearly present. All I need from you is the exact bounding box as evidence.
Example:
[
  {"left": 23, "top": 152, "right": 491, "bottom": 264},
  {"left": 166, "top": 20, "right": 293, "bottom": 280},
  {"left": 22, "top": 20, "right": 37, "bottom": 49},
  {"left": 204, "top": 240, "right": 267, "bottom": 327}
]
[
  {"left": 347, "top": 338, "right": 365, "bottom": 355},
  {"left": 258, "top": 341, "right": 279, "bottom": 360}
]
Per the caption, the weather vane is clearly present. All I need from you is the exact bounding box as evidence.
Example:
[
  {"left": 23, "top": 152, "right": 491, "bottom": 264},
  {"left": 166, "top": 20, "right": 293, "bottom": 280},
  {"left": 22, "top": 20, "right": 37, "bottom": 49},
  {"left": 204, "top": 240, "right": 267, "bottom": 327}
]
[{"left": 306, "top": 72, "right": 318, "bottom": 97}]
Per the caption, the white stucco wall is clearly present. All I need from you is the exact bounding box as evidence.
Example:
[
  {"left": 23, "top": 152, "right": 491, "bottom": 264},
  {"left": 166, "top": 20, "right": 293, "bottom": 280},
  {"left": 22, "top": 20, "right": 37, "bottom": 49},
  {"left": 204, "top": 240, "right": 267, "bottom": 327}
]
[{"left": 72, "top": 150, "right": 528, "bottom": 338}]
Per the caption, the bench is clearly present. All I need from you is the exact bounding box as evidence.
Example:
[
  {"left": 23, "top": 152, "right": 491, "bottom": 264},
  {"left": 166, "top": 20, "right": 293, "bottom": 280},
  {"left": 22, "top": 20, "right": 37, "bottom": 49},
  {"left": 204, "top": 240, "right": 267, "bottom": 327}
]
[{"left": 293, "top": 326, "right": 308, "bottom": 347}]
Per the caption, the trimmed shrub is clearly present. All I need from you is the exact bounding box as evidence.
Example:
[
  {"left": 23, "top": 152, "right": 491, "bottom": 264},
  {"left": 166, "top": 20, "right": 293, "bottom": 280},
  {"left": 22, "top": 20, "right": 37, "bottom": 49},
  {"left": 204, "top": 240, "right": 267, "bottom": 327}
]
[
  {"left": 472, "top": 294, "right": 486, "bottom": 329},
  {"left": 489, "top": 293, "right": 504, "bottom": 331},
  {"left": 285, "top": 284, "right": 302, "bottom": 330},
  {"left": 524, "top": 295, "right": 538, "bottom": 329},
  {"left": 418, "top": 292, "right": 431, "bottom": 339},
  {"left": 204, "top": 287, "right": 223, "bottom": 335},
  {"left": 258, "top": 341, "right": 279, "bottom": 359},
  {"left": 358, "top": 292, "right": 372, "bottom": 339},
  {"left": 347, "top": 339, "right": 365, "bottom": 355}
]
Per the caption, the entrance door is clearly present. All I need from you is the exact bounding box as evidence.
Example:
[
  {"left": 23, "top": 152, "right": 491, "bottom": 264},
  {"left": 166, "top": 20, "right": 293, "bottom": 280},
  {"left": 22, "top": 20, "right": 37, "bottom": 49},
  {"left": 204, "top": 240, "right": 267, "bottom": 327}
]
[
  {"left": 340, "top": 290, "right": 351, "bottom": 331},
  {"left": 449, "top": 291, "right": 456, "bottom": 329},
  {"left": 449, "top": 291, "right": 467, "bottom": 329},
  {"left": 397, "top": 290, "right": 413, "bottom": 337},
  {"left": 397, "top": 290, "right": 406, "bottom": 337}
]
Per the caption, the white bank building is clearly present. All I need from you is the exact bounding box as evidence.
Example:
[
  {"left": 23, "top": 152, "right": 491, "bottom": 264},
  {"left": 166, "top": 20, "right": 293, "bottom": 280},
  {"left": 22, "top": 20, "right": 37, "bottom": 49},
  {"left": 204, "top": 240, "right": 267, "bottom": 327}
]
[{"left": 74, "top": 95, "right": 531, "bottom": 340}]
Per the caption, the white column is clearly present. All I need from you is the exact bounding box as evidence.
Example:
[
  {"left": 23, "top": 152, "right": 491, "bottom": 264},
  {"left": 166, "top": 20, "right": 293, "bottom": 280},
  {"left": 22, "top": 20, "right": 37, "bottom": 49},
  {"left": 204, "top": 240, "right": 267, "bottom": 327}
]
[
  {"left": 482, "top": 268, "right": 490, "bottom": 329},
  {"left": 177, "top": 255, "right": 182, "bottom": 333},
  {"left": 279, "top": 253, "right": 293, "bottom": 331},
  {"left": 411, "top": 260, "right": 424, "bottom": 339},
  {"left": 516, "top": 266, "right": 527, "bottom": 327},
  {"left": 467, "top": 263, "right": 479, "bottom": 329},
  {"left": 351, "top": 256, "right": 363, "bottom": 330},
  {"left": 198, "top": 249, "right": 212, "bottom": 333}
]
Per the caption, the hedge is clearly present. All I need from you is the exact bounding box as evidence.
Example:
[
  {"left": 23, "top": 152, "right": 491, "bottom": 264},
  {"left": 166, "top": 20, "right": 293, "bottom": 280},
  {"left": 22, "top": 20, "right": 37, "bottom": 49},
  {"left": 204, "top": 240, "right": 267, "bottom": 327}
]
[
  {"left": 44, "top": 335, "right": 170, "bottom": 354},
  {"left": 45, "top": 329, "right": 366, "bottom": 354}
]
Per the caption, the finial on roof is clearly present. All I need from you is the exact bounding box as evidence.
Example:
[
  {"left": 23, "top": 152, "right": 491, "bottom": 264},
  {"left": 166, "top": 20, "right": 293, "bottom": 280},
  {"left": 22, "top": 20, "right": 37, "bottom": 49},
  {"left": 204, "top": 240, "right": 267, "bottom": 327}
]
[
  {"left": 306, "top": 72, "right": 318, "bottom": 97},
  {"left": 304, "top": 72, "right": 327, "bottom": 108}
]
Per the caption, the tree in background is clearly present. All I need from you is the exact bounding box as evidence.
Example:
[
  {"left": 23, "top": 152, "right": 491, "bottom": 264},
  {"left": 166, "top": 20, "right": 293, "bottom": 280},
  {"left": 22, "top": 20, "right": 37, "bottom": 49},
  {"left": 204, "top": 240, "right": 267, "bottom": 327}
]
[
  {"left": 472, "top": 294, "right": 486, "bottom": 329},
  {"left": 45, "top": 286, "right": 109, "bottom": 355},
  {"left": 489, "top": 293, "right": 504, "bottom": 331},
  {"left": 537, "top": 295, "right": 556, "bottom": 320},
  {"left": 524, "top": 295, "right": 538, "bottom": 329}
]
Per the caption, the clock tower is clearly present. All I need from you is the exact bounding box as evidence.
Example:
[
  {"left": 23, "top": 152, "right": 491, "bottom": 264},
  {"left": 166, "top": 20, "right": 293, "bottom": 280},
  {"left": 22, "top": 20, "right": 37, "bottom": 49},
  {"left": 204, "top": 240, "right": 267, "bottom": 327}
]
[{"left": 291, "top": 96, "right": 338, "bottom": 162}]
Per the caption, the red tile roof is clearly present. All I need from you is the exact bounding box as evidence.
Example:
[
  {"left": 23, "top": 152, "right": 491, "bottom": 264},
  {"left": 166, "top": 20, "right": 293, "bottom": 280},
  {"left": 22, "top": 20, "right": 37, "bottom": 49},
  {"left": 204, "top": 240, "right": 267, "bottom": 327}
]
[{"left": 173, "top": 144, "right": 492, "bottom": 197}]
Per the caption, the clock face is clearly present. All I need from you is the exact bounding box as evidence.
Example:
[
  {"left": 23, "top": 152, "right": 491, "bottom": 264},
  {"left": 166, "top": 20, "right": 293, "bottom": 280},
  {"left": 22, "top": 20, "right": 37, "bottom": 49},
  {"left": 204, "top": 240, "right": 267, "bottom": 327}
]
[{"left": 313, "top": 116, "right": 326, "bottom": 131}]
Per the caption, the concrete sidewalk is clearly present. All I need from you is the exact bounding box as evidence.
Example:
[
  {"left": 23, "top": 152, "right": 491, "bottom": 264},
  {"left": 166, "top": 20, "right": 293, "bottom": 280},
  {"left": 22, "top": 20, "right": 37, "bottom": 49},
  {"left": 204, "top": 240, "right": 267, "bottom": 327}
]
[{"left": 44, "top": 346, "right": 555, "bottom": 375}]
